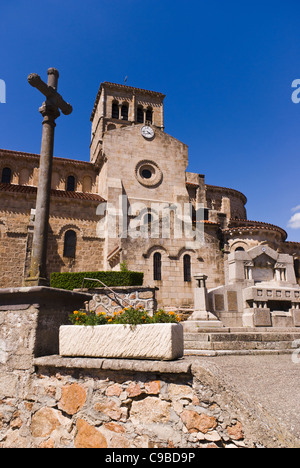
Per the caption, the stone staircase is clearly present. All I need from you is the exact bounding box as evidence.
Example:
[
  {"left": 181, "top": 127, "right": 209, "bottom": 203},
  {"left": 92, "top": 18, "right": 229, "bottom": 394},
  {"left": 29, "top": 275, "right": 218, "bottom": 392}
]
[{"left": 184, "top": 327, "right": 300, "bottom": 356}]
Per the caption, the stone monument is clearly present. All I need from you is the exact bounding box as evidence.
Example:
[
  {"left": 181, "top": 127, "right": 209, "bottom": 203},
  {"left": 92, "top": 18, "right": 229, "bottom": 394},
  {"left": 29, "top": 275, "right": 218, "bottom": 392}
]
[
  {"left": 183, "top": 274, "right": 224, "bottom": 332},
  {"left": 24, "top": 68, "right": 72, "bottom": 286}
]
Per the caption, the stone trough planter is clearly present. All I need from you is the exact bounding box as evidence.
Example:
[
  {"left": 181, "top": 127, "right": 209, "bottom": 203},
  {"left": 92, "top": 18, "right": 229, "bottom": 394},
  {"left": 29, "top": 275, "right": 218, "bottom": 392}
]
[{"left": 59, "top": 323, "right": 184, "bottom": 361}]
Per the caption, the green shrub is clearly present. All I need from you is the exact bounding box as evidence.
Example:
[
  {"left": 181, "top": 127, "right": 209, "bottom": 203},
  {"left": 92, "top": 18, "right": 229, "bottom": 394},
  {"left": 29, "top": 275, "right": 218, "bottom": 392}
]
[
  {"left": 50, "top": 270, "right": 144, "bottom": 291},
  {"left": 69, "top": 307, "right": 181, "bottom": 326}
]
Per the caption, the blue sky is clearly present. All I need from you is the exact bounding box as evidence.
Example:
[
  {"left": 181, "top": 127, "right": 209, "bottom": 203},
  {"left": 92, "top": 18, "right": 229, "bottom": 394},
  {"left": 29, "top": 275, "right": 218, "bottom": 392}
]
[{"left": 0, "top": 0, "right": 300, "bottom": 241}]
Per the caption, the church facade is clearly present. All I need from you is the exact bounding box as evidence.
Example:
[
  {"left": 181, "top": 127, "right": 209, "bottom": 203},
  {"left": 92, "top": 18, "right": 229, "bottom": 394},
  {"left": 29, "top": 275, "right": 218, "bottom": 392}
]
[{"left": 0, "top": 81, "right": 299, "bottom": 326}]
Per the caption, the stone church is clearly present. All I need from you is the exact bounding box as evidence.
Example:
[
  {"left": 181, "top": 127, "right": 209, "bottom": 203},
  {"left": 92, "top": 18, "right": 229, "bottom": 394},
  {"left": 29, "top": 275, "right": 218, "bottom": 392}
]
[{"left": 0, "top": 81, "right": 300, "bottom": 327}]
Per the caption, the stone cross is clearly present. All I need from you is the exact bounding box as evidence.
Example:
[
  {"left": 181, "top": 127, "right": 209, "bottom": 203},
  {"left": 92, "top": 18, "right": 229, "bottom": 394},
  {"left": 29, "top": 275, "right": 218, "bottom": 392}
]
[{"left": 25, "top": 68, "right": 72, "bottom": 286}]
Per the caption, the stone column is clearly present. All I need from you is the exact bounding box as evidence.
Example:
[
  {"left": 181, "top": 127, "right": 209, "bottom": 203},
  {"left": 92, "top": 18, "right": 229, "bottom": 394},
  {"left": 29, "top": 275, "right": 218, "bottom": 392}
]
[
  {"left": 184, "top": 275, "right": 223, "bottom": 329},
  {"left": 132, "top": 92, "right": 136, "bottom": 122},
  {"left": 189, "top": 275, "right": 210, "bottom": 320},
  {"left": 28, "top": 72, "right": 60, "bottom": 285},
  {"left": 24, "top": 68, "right": 72, "bottom": 286},
  {"left": 275, "top": 268, "right": 281, "bottom": 282}
]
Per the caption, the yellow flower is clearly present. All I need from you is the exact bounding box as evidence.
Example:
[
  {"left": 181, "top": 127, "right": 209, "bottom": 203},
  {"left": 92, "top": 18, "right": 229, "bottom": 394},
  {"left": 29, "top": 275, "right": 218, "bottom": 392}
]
[
  {"left": 73, "top": 311, "right": 79, "bottom": 315},
  {"left": 169, "top": 311, "right": 175, "bottom": 315},
  {"left": 108, "top": 318, "right": 113, "bottom": 323}
]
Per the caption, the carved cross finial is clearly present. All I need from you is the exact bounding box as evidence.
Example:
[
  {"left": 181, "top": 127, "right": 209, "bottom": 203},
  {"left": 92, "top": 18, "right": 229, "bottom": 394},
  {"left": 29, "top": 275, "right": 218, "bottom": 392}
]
[{"left": 27, "top": 68, "right": 72, "bottom": 116}]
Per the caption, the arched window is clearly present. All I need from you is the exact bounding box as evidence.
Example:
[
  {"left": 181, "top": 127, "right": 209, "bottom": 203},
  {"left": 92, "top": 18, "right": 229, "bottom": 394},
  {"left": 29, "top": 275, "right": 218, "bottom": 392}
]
[
  {"left": 153, "top": 252, "right": 162, "bottom": 281},
  {"left": 235, "top": 247, "right": 245, "bottom": 252},
  {"left": 146, "top": 108, "right": 153, "bottom": 124},
  {"left": 294, "top": 259, "right": 300, "bottom": 279},
  {"left": 183, "top": 254, "right": 191, "bottom": 282},
  {"left": 63, "top": 230, "right": 77, "bottom": 258},
  {"left": 1, "top": 167, "right": 12, "bottom": 184},
  {"left": 137, "top": 106, "right": 144, "bottom": 123},
  {"left": 143, "top": 212, "right": 153, "bottom": 225},
  {"left": 121, "top": 104, "right": 129, "bottom": 121},
  {"left": 195, "top": 207, "right": 209, "bottom": 221},
  {"left": 112, "top": 102, "right": 119, "bottom": 119},
  {"left": 66, "top": 175, "right": 76, "bottom": 192},
  {"left": 107, "top": 124, "right": 116, "bottom": 131}
]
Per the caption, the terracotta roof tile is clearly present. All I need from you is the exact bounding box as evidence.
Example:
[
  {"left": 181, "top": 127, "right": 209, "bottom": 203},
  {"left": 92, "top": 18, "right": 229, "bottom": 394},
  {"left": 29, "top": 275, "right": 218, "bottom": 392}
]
[
  {"left": 194, "top": 220, "right": 219, "bottom": 225},
  {"left": 224, "top": 219, "right": 287, "bottom": 241},
  {"left": 185, "top": 182, "right": 247, "bottom": 204},
  {"left": 102, "top": 81, "right": 165, "bottom": 96},
  {"left": 206, "top": 184, "right": 247, "bottom": 204},
  {"left": 0, "top": 183, "right": 105, "bottom": 202},
  {"left": 0, "top": 148, "right": 94, "bottom": 168}
]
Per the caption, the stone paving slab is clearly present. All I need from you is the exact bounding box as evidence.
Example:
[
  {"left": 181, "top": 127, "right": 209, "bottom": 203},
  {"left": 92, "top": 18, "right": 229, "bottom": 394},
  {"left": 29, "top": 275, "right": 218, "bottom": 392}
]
[
  {"left": 188, "top": 354, "right": 300, "bottom": 442},
  {"left": 34, "top": 355, "right": 192, "bottom": 374}
]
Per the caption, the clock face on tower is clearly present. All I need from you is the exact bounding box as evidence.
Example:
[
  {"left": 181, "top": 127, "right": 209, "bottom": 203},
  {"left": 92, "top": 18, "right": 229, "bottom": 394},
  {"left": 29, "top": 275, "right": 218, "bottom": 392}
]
[{"left": 141, "top": 126, "right": 155, "bottom": 139}]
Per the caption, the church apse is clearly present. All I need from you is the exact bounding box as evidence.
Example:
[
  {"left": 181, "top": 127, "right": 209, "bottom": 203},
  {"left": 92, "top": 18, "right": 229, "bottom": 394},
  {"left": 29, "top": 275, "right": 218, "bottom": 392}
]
[{"left": 209, "top": 245, "right": 300, "bottom": 328}]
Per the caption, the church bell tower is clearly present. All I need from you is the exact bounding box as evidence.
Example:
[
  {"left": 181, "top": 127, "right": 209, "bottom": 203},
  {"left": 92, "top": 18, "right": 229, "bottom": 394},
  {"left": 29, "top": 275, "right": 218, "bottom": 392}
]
[{"left": 90, "top": 82, "right": 165, "bottom": 164}]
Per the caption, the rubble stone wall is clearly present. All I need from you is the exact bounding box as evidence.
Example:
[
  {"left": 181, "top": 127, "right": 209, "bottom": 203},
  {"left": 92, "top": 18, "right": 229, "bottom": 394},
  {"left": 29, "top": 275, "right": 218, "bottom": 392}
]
[
  {"left": 0, "top": 287, "right": 298, "bottom": 449},
  {"left": 0, "top": 357, "right": 268, "bottom": 449},
  {"left": 85, "top": 286, "right": 157, "bottom": 314}
]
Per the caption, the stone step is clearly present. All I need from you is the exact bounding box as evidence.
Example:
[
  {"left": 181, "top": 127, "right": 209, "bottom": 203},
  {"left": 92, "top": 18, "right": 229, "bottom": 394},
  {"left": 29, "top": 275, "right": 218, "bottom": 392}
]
[
  {"left": 184, "top": 327, "right": 231, "bottom": 334},
  {"left": 184, "top": 339, "right": 297, "bottom": 351},
  {"left": 183, "top": 321, "right": 224, "bottom": 331},
  {"left": 185, "top": 333, "right": 210, "bottom": 341},
  {"left": 183, "top": 328, "right": 300, "bottom": 353},
  {"left": 185, "top": 331, "right": 300, "bottom": 340},
  {"left": 185, "top": 341, "right": 213, "bottom": 350},
  {"left": 185, "top": 326, "right": 300, "bottom": 334},
  {"left": 184, "top": 349, "right": 295, "bottom": 357},
  {"left": 214, "top": 333, "right": 299, "bottom": 342}
]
